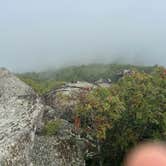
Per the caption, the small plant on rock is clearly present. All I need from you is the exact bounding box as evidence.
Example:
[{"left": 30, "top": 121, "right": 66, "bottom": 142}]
[{"left": 42, "top": 120, "right": 62, "bottom": 136}]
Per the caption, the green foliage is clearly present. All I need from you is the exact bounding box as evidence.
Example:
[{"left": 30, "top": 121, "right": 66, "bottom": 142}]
[
  {"left": 104, "top": 69, "right": 166, "bottom": 165},
  {"left": 41, "top": 120, "right": 62, "bottom": 136},
  {"left": 49, "top": 64, "right": 154, "bottom": 82},
  {"left": 17, "top": 63, "right": 155, "bottom": 84},
  {"left": 76, "top": 67, "right": 166, "bottom": 165},
  {"left": 18, "top": 75, "right": 65, "bottom": 95},
  {"left": 17, "top": 64, "right": 155, "bottom": 95},
  {"left": 77, "top": 87, "right": 125, "bottom": 140}
]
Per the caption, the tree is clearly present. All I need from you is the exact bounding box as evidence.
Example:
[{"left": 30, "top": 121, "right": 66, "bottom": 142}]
[
  {"left": 76, "top": 67, "right": 166, "bottom": 166},
  {"left": 76, "top": 87, "right": 125, "bottom": 166}
]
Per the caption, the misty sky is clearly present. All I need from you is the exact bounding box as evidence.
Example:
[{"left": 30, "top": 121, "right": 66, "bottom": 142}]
[{"left": 0, "top": 0, "right": 166, "bottom": 72}]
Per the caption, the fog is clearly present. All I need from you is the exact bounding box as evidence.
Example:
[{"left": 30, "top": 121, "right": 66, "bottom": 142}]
[{"left": 0, "top": 0, "right": 166, "bottom": 72}]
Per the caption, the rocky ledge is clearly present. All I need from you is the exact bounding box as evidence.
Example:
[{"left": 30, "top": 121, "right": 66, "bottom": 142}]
[
  {"left": 0, "top": 68, "right": 44, "bottom": 165},
  {"left": 0, "top": 68, "right": 85, "bottom": 166}
]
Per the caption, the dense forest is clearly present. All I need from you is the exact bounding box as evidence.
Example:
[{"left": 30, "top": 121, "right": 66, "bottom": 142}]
[
  {"left": 17, "top": 64, "right": 155, "bottom": 94},
  {"left": 17, "top": 64, "right": 166, "bottom": 165}
]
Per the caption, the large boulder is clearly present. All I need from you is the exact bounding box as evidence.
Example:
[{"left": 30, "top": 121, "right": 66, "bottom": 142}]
[
  {"left": 0, "top": 68, "right": 86, "bottom": 166},
  {"left": 44, "top": 81, "right": 96, "bottom": 121},
  {"left": 31, "top": 135, "right": 85, "bottom": 166},
  {"left": 0, "top": 68, "right": 44, "bottom": 165},
  {"left": 31, "top": 118, "right": 86, "bottom": 166},
  {"left": 31, "top": 108, "right": 86, "bottom": 166}
]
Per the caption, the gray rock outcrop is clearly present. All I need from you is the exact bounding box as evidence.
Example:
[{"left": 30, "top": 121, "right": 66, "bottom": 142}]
[
  {"left": 31, "top": 134, "right": 85, "bottom": 166},
  {"left": 0, "top": 68, "right": 43, "bottom": 165},
  {"left": 44, "top": 82, "right": 96, "bottom": 121},
  {"left": 0, "top": 68, "right": 86, "bottom": 166},
  {"left": 31, "top": 107, "right": 86, "bottom": 166}
]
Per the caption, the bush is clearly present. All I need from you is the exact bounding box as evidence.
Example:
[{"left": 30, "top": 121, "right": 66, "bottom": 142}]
[
  {"left": 41, "top": 120, "right": 62, "bottom": 136},
  {"left": 76, "top": 67, "right": 166, "bottom": 165}
]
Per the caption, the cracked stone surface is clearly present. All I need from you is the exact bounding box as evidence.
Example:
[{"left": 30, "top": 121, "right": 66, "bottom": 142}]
[
  {"left": 0, "top": 68, "right": 44, "bottom": 166},
  {"left": 0, "top": 68, "right": 86, "bottom": 166}
]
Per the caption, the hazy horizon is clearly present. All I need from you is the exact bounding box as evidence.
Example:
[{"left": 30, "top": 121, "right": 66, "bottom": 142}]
[{"left": 1, "top": 0, "right": 166, "bottom": 72}]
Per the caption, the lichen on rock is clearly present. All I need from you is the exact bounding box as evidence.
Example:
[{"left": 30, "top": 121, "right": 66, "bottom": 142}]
[
  {"left": 0, "top": 68, "right": 44, "bottom": 166},
  {"left": 0, "top": 68, "right": 86, "bottom": 166}
]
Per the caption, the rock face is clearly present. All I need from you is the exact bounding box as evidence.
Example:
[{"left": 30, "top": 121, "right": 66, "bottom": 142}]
[
  {"left": 44, "top": 82, "right": 96, "bottom": 121},
  {"left": 31, "top": 106, "right": 86, "bottom": 166},
  {"left": 44, "top": 80, "right": 112, "bottom": 122},
  {"left": 0, "top": 68, "right": 86, "bottom": 166},
  {"left": 32, "top": 117, "right": 86, "bottom": 166},
  {"left": 31, "top": 135, "right": 85, "bottom": 166},
  {"left": 44, "top": 81, "right": 95, "bottom": 107},
  {"left": 42, "top": 81, "right": 104, "bottom": 165},
  {"left": 95, "top": 78, "right": 112, "bottom": 88},
  {"left": 0, "top": 68, "right": 44, "bottom": 165}
]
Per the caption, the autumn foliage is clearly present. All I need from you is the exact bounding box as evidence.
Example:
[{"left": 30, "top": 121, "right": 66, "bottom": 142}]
[{"left": 76, "top": 67, "right": 166, "bottom": 166}]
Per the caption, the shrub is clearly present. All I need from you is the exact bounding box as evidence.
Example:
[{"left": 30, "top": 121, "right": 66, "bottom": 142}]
[{"left": 41, "top": 120, "right": 62, "bottom": 136}]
